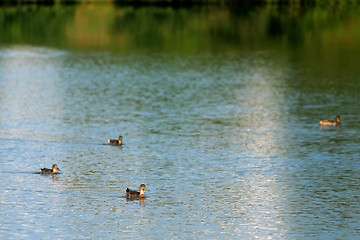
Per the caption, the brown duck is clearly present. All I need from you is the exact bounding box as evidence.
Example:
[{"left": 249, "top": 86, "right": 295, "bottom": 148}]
[
  {"left": 108, "top": 136, "right": 124, "bottom": 146},
  {"left": 320, "top": 115, "right": 343, "bottom": 126},
  {"left": 41, "top": 164, "right": 60, "bottom": 174},
  {"left": 126, "top": 184, "right": 148, "bottom": 198}
]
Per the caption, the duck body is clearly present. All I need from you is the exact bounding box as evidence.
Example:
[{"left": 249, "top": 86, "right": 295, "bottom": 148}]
[
  {"left": 41, "top": 164, "right": 60, "bottom": 174},
  {"left": 108, "top": 136, "right": 123, "bottom": 146},
  {"left": 320, "top": 116, "right": 343, "bottom": 126},
  {"left": 126, "top": 184, "right": 148, "bottom": 198}
]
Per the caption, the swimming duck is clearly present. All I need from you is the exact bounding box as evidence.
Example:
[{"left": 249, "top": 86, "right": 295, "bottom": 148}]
[
  {"left": 126, "top": 184, "right": 148, "bottom": 198},
  {"left": 320, "top": 115, "right": 343, "bottom": 126},
  {"left": 41, "top": 164, "right": 60, "bottom": 174},
  {"left": 108, "top": 136, "right": 124, "bottom": 146}
]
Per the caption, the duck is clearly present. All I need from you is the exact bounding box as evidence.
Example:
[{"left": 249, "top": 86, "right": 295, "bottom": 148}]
[
  {"left": 126, "top": 184, "right": 148, "bottom": 198},
  {"left": 320, "top": 115, "right": 343, "bottom": 126},
  {"left": 108, "top": 136, "right": 124, "bottom": 146},
  {"left": 41, "top": 164, "right": 60, "bottom": 174}
]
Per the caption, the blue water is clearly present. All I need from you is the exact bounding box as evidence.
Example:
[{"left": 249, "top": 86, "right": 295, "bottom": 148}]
[{"left": 0, "top": 46, "right": 359, "bottom": 239}]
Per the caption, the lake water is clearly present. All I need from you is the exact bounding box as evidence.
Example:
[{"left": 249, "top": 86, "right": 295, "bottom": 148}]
[{"left": 0, "top": 2, "right": 360, "bottom": 239}]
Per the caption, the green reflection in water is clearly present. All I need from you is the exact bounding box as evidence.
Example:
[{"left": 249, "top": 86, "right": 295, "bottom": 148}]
[{"left": 1, "top": 2, "right": 360, "bottom": 87}]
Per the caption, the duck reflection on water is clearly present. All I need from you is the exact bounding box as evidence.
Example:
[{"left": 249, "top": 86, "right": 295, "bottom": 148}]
[{"left": 126, "top": 196, "right": 146, "bottom": 206}]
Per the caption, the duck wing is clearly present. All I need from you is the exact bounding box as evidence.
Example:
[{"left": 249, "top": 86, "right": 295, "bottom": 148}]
[
  {"left": 126, "top": 188, "right": 140, "bottom": 197},
  {"left": 108, "top": 139, "right": 119, "bottom": 145},
  {"left": 40, "top": 168, "right": 52, "bottom": 174},
  {"left": 320, "top": 119, "right": 334, "bottom": 124}
]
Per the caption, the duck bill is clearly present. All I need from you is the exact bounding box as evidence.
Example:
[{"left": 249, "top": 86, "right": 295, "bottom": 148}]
[{"left": 144, "top": 187, "right": 149, "bottom": 191}]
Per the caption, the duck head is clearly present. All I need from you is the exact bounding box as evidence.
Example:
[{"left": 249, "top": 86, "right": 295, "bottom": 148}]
[
  {"left": 140, "top": 184, "right": 148, "bottom": 192},
  {"left": 52, "top": 164, "right": 60, "bottom": 173}
]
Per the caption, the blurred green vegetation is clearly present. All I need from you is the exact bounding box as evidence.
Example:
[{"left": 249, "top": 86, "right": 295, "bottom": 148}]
[
  {"left": 1, "top": 1, "right": 360, "bottom": 84},
  {"left": 1, "top": 1, "right": 360, "bottom": 52},
  {"left": 0, "top": 0, "right": 360, "bottom": 6},
  {"left": 1, "top": 0, "right": 360, "bottom": 74}
]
